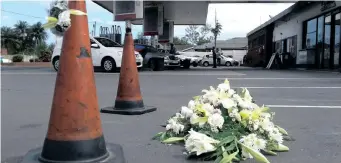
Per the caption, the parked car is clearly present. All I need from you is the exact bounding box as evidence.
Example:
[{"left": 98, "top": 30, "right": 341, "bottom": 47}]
[
  {"left": 0, "top": 56, "right": 12, "bottom": 63},
  {"left": 135, "top": 44, "right": 181, "bottom": 70},
  {"left": 174, "top": 52, "right": 199, "bottom": 68},
  {"left": 51, "top": 36, "right": 143, "bottom": 72},
  {"left": 199, "top": 54, "right": 238, "bottom": 67}
]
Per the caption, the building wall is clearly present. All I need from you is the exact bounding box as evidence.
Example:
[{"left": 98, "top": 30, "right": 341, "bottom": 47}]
[{"left": 273, "top": 2, "right": 341, "bottom": 64}]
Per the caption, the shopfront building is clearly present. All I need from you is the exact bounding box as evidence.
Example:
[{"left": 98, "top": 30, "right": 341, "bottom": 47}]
[{"left": 247, "top": 1, "right": 341, "bottom": 70}]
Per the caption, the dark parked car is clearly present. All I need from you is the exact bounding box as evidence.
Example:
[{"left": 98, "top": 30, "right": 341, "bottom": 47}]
[{"left": 134, "top": 44, "right": 181, "bottom": 70}]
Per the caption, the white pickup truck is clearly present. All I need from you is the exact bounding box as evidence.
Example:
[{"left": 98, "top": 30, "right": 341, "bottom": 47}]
[{"left": 51, "top": 36, "right": 143, "bottom": 72}]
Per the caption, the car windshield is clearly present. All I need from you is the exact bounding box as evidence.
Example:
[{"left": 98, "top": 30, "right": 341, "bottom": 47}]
[{"left": 94, "top": 37, "right": 122, "bottom": 47}]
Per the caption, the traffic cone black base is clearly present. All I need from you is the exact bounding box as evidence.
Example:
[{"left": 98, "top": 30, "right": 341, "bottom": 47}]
[
  {"left": 21, "top": 143, "right": 125, "bottom": 163},
  {"left": 101, "top": 106, "right": 157, "bottom": 115},
  {"left": 101, "top": 100, "right": 156, "bottom": 115}
]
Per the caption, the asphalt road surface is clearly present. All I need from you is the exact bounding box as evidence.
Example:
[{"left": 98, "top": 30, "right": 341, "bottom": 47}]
[{"left": 1, "top": 67, "right": 341, "bottom": 163}]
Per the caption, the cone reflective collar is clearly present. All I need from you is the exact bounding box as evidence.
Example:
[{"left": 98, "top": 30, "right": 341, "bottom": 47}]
[
  {"left": 21, "top": 1, "right": 124, "bottom": 163},
  {"left": 101, "top": 24, "right": 157, "bottom": 115}
]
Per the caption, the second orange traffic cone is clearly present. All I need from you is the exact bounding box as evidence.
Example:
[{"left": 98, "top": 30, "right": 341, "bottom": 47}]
[{"left": 101, "top": 26, "right": 157, "bottom": 115}]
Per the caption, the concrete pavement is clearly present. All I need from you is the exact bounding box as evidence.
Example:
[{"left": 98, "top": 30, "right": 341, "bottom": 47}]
[{"left": 1, "top": 67, "right": 341, "bottom": 163}]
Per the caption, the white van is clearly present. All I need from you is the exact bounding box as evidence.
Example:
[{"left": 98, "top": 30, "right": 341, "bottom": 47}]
[{"left": 51, "top": 36, "right": 143, "bottom": 72}]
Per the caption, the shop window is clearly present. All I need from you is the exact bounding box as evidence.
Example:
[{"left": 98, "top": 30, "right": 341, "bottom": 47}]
[
  {"left": 305, "top": 18, "right": 317, "bottom": 49},
  {"left": 317, "top": 16, "right": 324, "bottom": 43},
  {"left": 307, "top": 18, "right": 317, "bottom": 33},
  {"left": 306, "top": 33, "right": 317, "bottom": 48}
]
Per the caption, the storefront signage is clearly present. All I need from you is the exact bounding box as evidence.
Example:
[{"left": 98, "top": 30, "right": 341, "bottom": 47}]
[{"left": 321, "top": 1, "right": 336, "bottom": 11}]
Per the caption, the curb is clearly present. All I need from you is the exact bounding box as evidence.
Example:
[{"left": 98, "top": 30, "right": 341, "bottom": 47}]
[{"left": 1, "top": 62, "right": 51, "bottom": 67}]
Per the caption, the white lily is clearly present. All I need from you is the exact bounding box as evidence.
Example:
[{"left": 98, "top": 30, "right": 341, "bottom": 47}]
[
  {"left": 189, "top": 114, "right": 206, "bottom": 127},
  {"left": 188, "top": 100, "right": 196, "bottom": 110},
  {"left": 217, "top": 79, "right": 231, "bottom": 92},
  {"left": 165, "top": 118, "right": 185, "bottom": 134},
  {"left": 185, "top": 129, "right": 220, "bottom": 156},
  {"left": 241, "top": 88, "right": 253, "bottom": 102},
  {"left": 221, "top": 98, "right": 237, "bottom": 109},
  {"left": 180, "top": 106, "right": 194, "bottom": 119}
]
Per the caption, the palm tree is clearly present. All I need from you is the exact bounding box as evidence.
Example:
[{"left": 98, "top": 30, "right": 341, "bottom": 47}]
[
  {"left": 1, "top": 26, "right": 21, "bottom": 54},
  {"left": 30, "top": 22, "right": 47, "bottom": 43},
  {"left": 14, "top": 21, "right": 30, "bottom": 53},
  {"left": 210, "top": 21, "right": 222, "bottom": 49},
  {"left": 29, "top": 22, "right": 48, "bottom": 55},
  {"left": 14, "top": 21, "right": 29, "bottom": 38}
]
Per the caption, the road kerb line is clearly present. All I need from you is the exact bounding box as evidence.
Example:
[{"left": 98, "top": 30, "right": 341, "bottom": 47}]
[
  {"left": 232, "top": 87, "right": 341, "bottom": 89},
  {"left": 218, "top": 78, "right": 341, "bottom": 80},
  {"left": 266, "top": 105, "right": 341, "bottom": 109}
]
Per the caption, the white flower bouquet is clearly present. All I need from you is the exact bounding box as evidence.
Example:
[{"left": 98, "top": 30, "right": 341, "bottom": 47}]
[
  {"left": 42, "top": 0, "right": 87, "bottom": 36},
  {"left": 153, "top": 79, "right": 292, "bottom": 163}
]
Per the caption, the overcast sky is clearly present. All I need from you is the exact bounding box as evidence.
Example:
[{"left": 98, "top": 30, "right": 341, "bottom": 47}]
[{"left": 1, "top": 1, "right": 294, "bottom": 43}]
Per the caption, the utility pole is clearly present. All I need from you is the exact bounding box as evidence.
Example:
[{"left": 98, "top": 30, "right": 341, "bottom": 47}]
[
  {"left": 213, "top": 8, "right": 217, "bottom": 68},
  {"left": 214, "top": 8, "right": 217, "bottom": 49}
]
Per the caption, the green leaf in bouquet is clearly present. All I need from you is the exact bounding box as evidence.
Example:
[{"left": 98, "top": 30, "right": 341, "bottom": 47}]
[
  {"left": 152, "top": 132, "right": 164, "bottom": 140},
  {"left": 273, "top": 143, "right": 289, "bottom": 152},
  {"left": 224, "top": 142, "right": 237, "bottom": 151},
  {"left": 161, "top": 137, "right": 184, "bottom": 144},
  {"left": 160, "top": 132, "right": 167, "bottom": 141},
  {"left": 265, "top": 140, "right": 279, "bottom": 151},
  {"left": 275, "top": 125, "right": 289, "bottom": 136},
  {"left": 219, "top": 151, "right": 238, "bottom": 163},
  {"left": 239, "top": 110, "right": 252, "bottom": 120},
  {"left": 261, "top": 149, "right": 277, "bottom": 156},
  {"left": 214, "top": 156, "right": 223, "bottom": 163},
  {"left": 193, "top": 95, "right": 201, "bottom": 100},
  {"left": 261, "top": 106, "right": 270, "bottom": 112},
  {"left": 240, "top": 120, "right": 248, "bottom": 127},
  {"left": 217, "top": 136, "right": 235, "bottom": 147},
  {"left": 238, "top": 142, "right": 270, "bottom": 163},
  {"left": 283, "top": 135, "right": 296, "bottom": 141}
]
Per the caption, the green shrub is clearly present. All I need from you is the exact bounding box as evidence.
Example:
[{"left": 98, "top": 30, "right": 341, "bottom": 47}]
[
  {"left": 12, "top": 55, "right": 23, "bottom": 62},
  {"left": 38, "top": 51, "right": 51, "bottom": 62}
]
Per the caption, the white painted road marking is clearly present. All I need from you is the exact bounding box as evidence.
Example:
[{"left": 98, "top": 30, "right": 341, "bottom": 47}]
[
  {"left": 232, "top": 87, "right": 341, "bottom": 89},
  {"left": 218, "top": 77, "right": 341, "bottom": 80},
  {"left": 1, "top": 72, "right": 246, "bottom": 76},
  {"left": 266, "top": 105, "right": 341, "bottom": 109}
]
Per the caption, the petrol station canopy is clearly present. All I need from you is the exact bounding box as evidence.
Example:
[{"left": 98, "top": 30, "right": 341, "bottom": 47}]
[{"left": 92, "top": 1, "right": 210, "bottom": 25}]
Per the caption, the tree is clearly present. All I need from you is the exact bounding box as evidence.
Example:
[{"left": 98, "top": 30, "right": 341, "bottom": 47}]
[
  {"left": 185, "top": 25, "right": 200, "bottom": 45},
  {"left": 14, "top": 21, "right": 32, "bottom": 53},
  {"left": 30, "top": 22, "right": 48, "bottom": 45},
  {"left": 1, "top": 26, "right": 21, "bottom": 54},
  {"left": 173, "top": 36, "right": 190, "bottom": 45},
  {"left": 211, "top": 20, "right": 223, "bottom": 48},
  {"left": 1, "top": 21, "right": 48, "bottom": 55},
  {"left": 184, "top": 24, "right": 213, "bottom": 45}
]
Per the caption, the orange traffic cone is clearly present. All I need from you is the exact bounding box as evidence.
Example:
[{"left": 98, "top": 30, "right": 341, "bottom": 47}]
[
  {"left": 101, "top": 25, "right": 157, "bottom": 115},
  {"left": 21, "top": 1, "right": 124, "bottom": 163}
]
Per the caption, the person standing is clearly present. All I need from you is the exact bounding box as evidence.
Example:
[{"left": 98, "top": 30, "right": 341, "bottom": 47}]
[
  {"left": 212, "top": 46, "right": 217, "bottom": 68},
  {"left": 169, "top": 43, "right": 177, "bottom": 55}
]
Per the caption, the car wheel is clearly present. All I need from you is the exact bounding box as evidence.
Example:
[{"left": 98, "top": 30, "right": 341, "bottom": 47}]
[
  {"left": 53, "top": 57, "right": 60, "bottom": 72},
  {"left": 192, "top": 62, "right": 198, "bottom": 67},
  {"left": 203, "top": 61, "right": 209, "bottom": 67},
  {"left": 102, "top": 57, "right": 116, "bottom": 72},
  {"left": 225, "top": 61, "right": 232, "bottom": 67}
]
